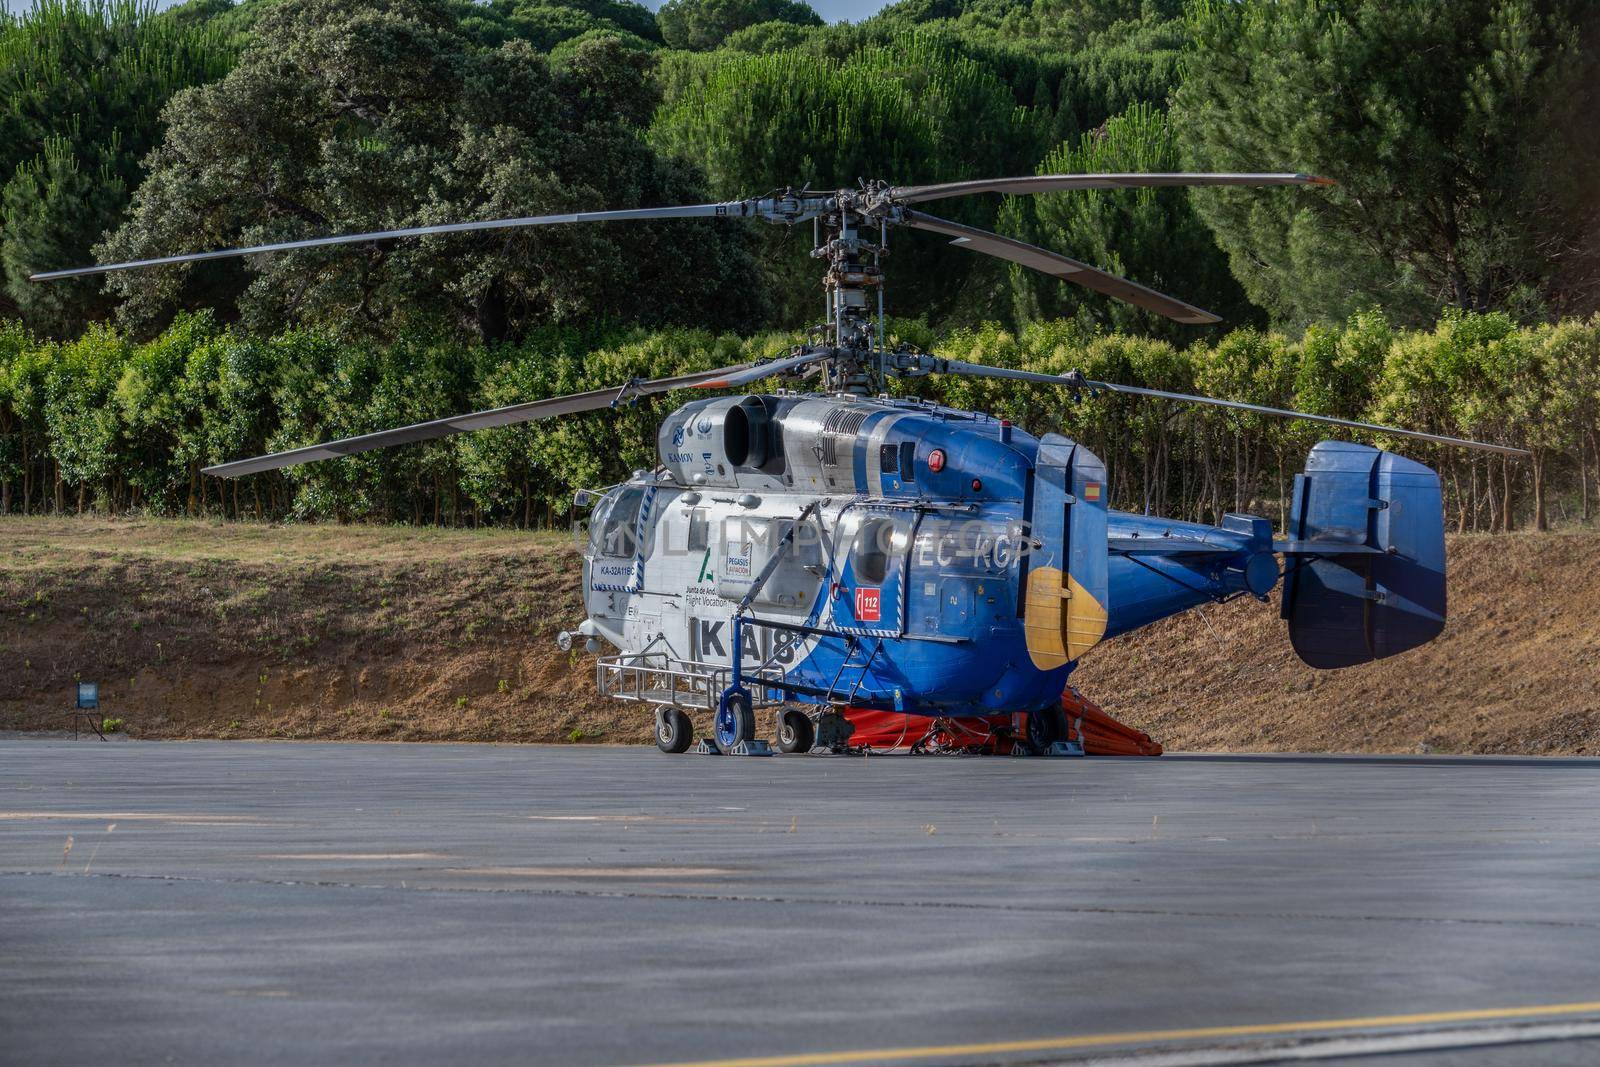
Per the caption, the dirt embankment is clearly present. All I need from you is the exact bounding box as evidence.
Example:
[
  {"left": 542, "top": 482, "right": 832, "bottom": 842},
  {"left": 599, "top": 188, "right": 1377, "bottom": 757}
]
[
  {"left": 2, "top": 517, "right": 1597, "bottom": 753},
  {"left": 1074, "top": 531, "right": 1600, "bottom": 754}
]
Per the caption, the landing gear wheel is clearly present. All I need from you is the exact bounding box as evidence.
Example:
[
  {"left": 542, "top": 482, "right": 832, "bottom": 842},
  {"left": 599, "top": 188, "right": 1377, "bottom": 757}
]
[
  {"left": 656, "top": 708, "right": 693, "bottom": 754},
  {"left": 1026, "top": 704, "right": 1067, "bottom": 753},
  {"left": 715, "top": 690, "right": 755, "bottom": 752},
  {"left": 777, "top": 709, "right": 815, "bottom": 754}
]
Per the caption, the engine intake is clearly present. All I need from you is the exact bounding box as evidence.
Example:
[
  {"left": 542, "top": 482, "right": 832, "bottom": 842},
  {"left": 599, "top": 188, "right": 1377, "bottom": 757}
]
[{"left": 659, "top": 396, "right": 782, "bottom": 486}]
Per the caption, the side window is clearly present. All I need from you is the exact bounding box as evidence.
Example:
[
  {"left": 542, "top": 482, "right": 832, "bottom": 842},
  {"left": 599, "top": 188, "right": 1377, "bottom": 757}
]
[
  {"left": 598, "top": 488, "right": 644, "bottom": 558},
  {"left": 850, "top": 516, "right": 908, "bottom": 585},
  {"left": 879, "top": 443, "right": 900, "bottom": 475},
  {"left": 899, "top": 442, "right": 916, "bottom": 482},
  {"left": 687, "top": 508, "right": 709, "bottom": 552},
  {"left": 792, "top": 518, "right": 825, "bottom": 570}
]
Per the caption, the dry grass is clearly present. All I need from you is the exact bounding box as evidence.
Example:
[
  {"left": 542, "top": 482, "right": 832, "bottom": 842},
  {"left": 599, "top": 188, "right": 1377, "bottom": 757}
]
[
  {"left": 3, "top": 516, "right": 1597, "bottom": 753},
  {"left": 1, "top": 515, "right": 571, "bottom": 566},
  {"left": 0, "top": 515, "right": 622, "bottom": 743}
]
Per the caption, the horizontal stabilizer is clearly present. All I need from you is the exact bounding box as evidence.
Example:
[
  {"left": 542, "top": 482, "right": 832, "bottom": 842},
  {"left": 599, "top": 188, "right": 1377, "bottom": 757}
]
[
  {"left": 1273, "top": 540, "right": 1383, "bottom": 556},
  {"left": 1108, "top": 537, "right": 1231, "bottom": 556}
]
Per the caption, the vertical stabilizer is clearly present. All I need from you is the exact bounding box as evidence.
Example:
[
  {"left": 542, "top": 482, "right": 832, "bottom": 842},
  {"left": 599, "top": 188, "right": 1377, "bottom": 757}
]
[
  {"left": 1024, "top": 435, "right": 1109, "bottom": 669},
  {"left": 1278, "top": 441, "right": 1447, "bottom": 669}
]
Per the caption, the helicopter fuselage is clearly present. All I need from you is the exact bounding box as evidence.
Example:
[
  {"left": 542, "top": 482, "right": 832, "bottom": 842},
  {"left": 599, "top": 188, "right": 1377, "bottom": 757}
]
[{"left": 578, "top": 392, "right": 1278, "bottom": 720}]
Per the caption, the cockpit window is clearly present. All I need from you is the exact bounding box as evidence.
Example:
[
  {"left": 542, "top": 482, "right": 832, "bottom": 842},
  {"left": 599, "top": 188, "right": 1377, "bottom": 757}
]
[
  {"left": 595, "top": 488, "right": 644, "bottom": 558},
  {"left": 850, "top": 516, "right": 910, "bottom": 584}
]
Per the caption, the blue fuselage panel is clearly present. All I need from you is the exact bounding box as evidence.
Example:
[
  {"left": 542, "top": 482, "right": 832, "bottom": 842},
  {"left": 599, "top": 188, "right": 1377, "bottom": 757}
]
[{"left": 775, "top": 507, "right": 1275, "bottom": 717}]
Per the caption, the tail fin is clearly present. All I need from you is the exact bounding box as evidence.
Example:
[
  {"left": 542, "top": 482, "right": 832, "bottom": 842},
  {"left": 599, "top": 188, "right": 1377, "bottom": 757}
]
[
  {"left": 1023, "top": 434, "right": 1109, "bottom": 670},
  {"left": 1277, "top": 441, "right": 1446, "bottom": 669}
]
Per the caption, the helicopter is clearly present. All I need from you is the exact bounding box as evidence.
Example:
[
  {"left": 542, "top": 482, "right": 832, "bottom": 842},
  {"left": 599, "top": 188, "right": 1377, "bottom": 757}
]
[{"left": 34, "top": 172, "right": 1526, "bottom": 757}]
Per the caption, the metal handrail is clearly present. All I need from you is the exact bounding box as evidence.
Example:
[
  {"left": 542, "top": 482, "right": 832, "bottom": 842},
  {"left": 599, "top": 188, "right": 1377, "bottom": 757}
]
[{"left": 597, "top": 653, "right": 787, "bottom": 711}]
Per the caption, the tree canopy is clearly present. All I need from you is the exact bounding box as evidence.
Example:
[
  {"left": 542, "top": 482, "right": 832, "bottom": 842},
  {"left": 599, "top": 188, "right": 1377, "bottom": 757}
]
[
  {"left": 2, "top": 0, "right": 1599, "bottom": 533},
  {"left": 454, "top": 0, "right": 663, "bottom": 51},
  {"left": 1174, "top": 0, "right": 1600, "bottom": 329},
  {"left": 655, "top": 0, "right": 822, "bottom": 52},
  {"left": 1000, "top": 102, "right": 1255, "bottom": 339},
  {"left": 0, "top": 0, "right": 234, "bottom": 336},
  {"left": 97, "top": 0, "right": 765, "bottom": 342},
  {"left": 6, "top": 307, "right": 1595, "bottom": 530},
  {"left": 6, "top": 0, "right": 1598, "bottom": 342},
  {"left": 651, "top": 32, "right": 1039, "bottom": 324}
]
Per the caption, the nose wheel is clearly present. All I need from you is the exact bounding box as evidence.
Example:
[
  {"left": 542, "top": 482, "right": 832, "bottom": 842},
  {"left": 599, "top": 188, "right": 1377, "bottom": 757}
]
[{"left": 714, "top": 688, "right": 755, "bottom": 751}]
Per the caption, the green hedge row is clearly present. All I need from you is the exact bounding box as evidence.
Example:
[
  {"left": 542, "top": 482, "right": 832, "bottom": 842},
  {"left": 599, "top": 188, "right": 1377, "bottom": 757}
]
[{"left": 2, "top": 309, "right": 1596, "bottom": 530}]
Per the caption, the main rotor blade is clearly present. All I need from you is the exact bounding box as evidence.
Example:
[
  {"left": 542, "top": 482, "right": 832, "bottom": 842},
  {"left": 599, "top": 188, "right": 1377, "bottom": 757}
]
[
  {"left": 687, "top": 348, "right": 826, "bottom": 389},
  {"left": 887, "top": 172, "right": 1333, "bottom": 206},
  {"left": 898, "top": 210, "right": 1220, "bottom": 325},
  {"left": 202, "top": 358, "right": 797, "bottom": 479},
  {"left": 30, "top": 202, "right": 750, "bottom": 282},
  {"left": 929, "top": 358, "right": 1530, "bottom": 457}
]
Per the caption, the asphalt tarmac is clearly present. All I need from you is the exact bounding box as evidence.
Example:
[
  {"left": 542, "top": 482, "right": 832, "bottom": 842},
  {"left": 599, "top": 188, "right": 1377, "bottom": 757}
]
[{"left": 3, "top": 738, "right": 1599, "bottom": 1067}]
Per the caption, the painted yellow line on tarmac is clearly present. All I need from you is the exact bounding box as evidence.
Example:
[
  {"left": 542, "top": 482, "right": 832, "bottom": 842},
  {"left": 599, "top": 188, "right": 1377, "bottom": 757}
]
[
  {"left": 627, "top": 999, "right": 1600, "bottom": 1067},
  {"left": 446, "top": 866, "right": 734, "bottom": 878},
  {"left": 256, "top": 853, "right": 452, "bottom": 861},
  {"left": 0, "top": 811, "right": 267, "bottom": 823}
]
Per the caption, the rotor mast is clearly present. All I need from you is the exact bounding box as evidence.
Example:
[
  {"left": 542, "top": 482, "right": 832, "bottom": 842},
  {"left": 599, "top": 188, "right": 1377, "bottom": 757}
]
[{"left": 810, "top": 191, "right": 889, "bottom": 395}]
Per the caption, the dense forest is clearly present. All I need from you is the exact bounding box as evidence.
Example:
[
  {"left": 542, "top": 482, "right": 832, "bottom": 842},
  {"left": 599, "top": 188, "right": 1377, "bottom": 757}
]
[{"left": 2, "top": 0, "right": 1598, "bottom": 529}]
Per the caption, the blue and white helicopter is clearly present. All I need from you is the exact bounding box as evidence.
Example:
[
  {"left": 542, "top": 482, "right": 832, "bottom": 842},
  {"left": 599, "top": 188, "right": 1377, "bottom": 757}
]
[{"left": 35, "top": 173, "right": 1525, "bottom": 756}]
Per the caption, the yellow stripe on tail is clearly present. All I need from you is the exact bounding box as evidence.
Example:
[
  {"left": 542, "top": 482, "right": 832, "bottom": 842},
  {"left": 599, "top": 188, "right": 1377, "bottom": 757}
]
[{"left": 1023, "top": 565, "right": 1107, "bottom": 670}]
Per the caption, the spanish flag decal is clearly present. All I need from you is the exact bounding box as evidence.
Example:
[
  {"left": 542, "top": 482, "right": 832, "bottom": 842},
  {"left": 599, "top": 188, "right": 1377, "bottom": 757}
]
[{"left": 1084, "top": 482, "right": 1101, "bottom": 502}]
